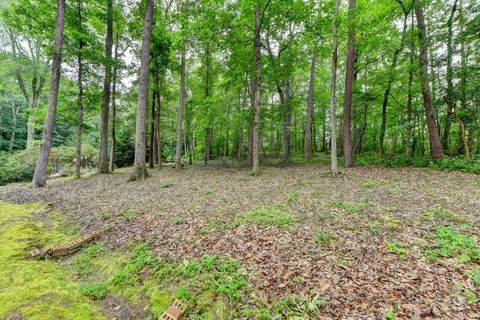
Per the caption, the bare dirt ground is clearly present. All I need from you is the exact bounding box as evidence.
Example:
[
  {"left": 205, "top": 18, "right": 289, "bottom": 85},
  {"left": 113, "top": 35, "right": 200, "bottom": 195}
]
[{"left": 1, "top": 163, "right": 479, "bottom": 318}]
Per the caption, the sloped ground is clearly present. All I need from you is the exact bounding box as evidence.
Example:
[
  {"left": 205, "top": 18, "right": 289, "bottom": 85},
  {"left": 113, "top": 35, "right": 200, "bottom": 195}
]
[{"left": 1, "top": 163, "right": 479, "bottom": 318}]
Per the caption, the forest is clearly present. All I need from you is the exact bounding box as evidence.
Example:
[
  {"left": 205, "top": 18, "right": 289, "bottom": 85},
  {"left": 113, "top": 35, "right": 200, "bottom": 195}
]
[{"left": 0, "top": 0, "right": 479, "bottom": 319}]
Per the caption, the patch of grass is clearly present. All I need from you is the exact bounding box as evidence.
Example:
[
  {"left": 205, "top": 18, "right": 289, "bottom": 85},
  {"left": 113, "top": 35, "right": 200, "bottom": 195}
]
[
  {"left": 121, "top": 209, "right": 137, "bottom": 221},
  {"left": 80, "top": 282, "right": 107, "bottom": 300},
  {"left": 173, "top": 216, "right": 184, "bottom": 224},
  {"left": 361, "top": 179, "right": 378, "bottom": 189},
  {"left": 423, "top": 206, "right": 458, "bottom": 222},
  {"left": 203, "top": 188, "right": 215, "bottom": 195},
  {"left": 385, "top": 303, "right": 400, "bottom": 320},
  {"left": 468, "top": 268, "right": 480, "bottom": 284},
  {"left": 159, "top": 180, "right": 174, "bottom": 188},
  {"left": 425, "top": 226, "right": 480, "bottom": 262},
  {"left": 237, "top": 206, "right": 299, "bottom": 229},
  {"left": 74, "top": 244, "right": 101, "bottom": 278},
  {"left": 316, "top": 212, "right": 329, "bottom": 223},
  {"left": 250, "top": 293, "right": 327, "bottom": 319},
  {"left": 314, "top": 230, "right": 332, "bottom": 246},
  {"left": 386, "top": 242, "right": 407, "bottom": 256},
  {"left": 287, "top": 188, "right": 301, "bottom": 203},
  {"left": 380, "top": 214, "right": 400, "bottom": 231},
  {"left": 98, "top": 211, "right": 111, "bottom": 220},
  {"left": 369, "top": 222, "right": 381, "bottom": 235},
  {"left": 330, "top": 199, "right": 366, "bottom": 215},
  {"left": 426, "top": 188, "right": 438, "bottom": 196}
]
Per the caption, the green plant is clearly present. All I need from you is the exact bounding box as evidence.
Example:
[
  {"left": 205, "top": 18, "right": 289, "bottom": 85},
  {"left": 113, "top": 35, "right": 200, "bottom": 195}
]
[
  {"left": 236, "top": 206, "right": 299, "bottom": 229},
  {"left": 330, "top": 200, "right": 366, "bottom": 215},
  {"left": 369, "top": 222, "right": 381, "bottom": 235},
  {"left": 287, "top": 188, "right": 301, "bottom": 203},
  {"left": 380, "top": 214, "right": 400, "bottom": 231},
  {"left": 423, "top": 206, "right": 458, "bottom": 222},
  {"left": 160, "top": 180, "right": 173, "bottom": 188},
  {"left": 80, "top": 282, "right": 107, "bottom": 300},
  {"left": 425, "top": 226, "right": 480, "bottom": 262},
  {"left": 314, "top": 230, "right": 331, "bottom": 246},
  {"left": 468, "top": 268, "right": 480, "bottom": 284},
  {"left": 173, "top": 216, "right": 184, "bottom": 224},
  {"left": 98, "top": 211, "right": 111, "bottom": 220},
  {"left": 386, "top": 242, "right": 407, "bottom": 256},
  {"left": 121, "top": 209, "right": 136, "bottom": 221}
]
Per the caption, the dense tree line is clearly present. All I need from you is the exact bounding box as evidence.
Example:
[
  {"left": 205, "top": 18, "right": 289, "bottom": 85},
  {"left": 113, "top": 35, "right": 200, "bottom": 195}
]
[{"left": 0, "top": 0, "right": 479, "bottom": 186}]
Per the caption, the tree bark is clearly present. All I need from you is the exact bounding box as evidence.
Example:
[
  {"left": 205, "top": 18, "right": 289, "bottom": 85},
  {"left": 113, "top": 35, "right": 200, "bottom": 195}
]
[
  {"left": 175, "top": 42, "right": 186, "bottom": 170},
  {"left": 204, "top": 42, "right": 211, "bottom": 164},
  {"left": 406, "top": 11, "right": 415, "bottom": 160},
  {"left": 75, "top": 0, "right": 84, "bottom": 179},
  {"left": 98, "top": 0, "right": 114, "bottom": 173},
  {"left": 442, "top": 0, "right": 458, "bottom": 152},
  {"left": 149, "top": 90, "right": 156, "bottom": 169},
  {"left": 129, "top": 0, "right": 154, "bottom": 181},
  {"left": 32, "top": 0, "right": 65, "bottom": 187},
  {"left": 414, "top": 0, "right": 442, "bottom": 160},
  {"left": 304, "top": 53, "right": 316, "bottom": 160},
  {"left": 282, "top": 80, "right": 292, "bottom": 162},
  {"left": 109, "top": 33, "right": 120, "bottom": 172},
  {"left": 329, "top": 0, "right": 340, "bottom": 173},
  {"left": 252, "top": 4, "right": 264, "bottom": 175},
  {"left": 9, "top": 103, "right": 18, "bottom": 152},
  {"left": 155, "top": 73, "right": 162, "bottom": 168},
  {"left": 343, "top": 0, "right": 356, "bottom": 168}
]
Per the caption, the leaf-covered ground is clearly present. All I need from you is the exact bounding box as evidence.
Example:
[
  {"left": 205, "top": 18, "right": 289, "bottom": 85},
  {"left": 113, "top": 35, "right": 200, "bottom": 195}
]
[{"left": 1, "top": 162, "right": 479, "bottom": 318}]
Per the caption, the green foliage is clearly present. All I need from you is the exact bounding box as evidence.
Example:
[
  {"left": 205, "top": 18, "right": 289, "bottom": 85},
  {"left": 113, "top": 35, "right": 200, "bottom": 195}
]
[
  {"left": 159, "top": 180, "right": 174, "bottom": 188},
  {"left": 0, "top": 147, "right": 37, "bottom": 185},
  {"left": 425, "top": 226, "right": 480, "bottom": 262},
  {"left": 237, "top": 206, "right": 299, "bottom": 229},
  {"left": 80, "top": 282, "right": 107, "bottom": 300},
  {"left": 330, "top": 200, "right": 366, "bottom": 214},
  {"left": 386, "top": 242, "right": 407, "bottom": 256},
  {"left": 121, "top": 209, "right": 136, "bottom": 221},
  {"left": 287, "top": 188, "right": 301, "bottom": 203},
  {"left": 314, "top": 230, "right": 332, "bottom": 246},
  {"left": 98, "top": 211, "right": 111, "bottom": 220}
]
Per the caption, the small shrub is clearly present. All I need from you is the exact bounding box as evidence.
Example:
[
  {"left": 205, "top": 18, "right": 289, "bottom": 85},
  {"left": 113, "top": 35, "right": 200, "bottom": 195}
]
[
  {"left": 425, "top": 226, "right": 480, "bottom": 262},
  {"left": 314, "top": 230, "right": 331, "bottom": 246},
  {"left": 237, "top": 206, "right": 299, "bottom": 229},
  {"left": 80, "top": 282, "right": 107, "bottom": 300},
  {"left": 386, "top": 242, "right": 407, "bottom": 256}
]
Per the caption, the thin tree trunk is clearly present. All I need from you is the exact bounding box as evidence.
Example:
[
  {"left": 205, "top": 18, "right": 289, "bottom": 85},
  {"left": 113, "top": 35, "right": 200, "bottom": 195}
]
[
  {"left": 283, "top": 80, "right": 292, "bottom": 162},
  {"left": 343, "top": 0, "right": 356, "bottom": 168},
  {"left": 406, "top": 11, "right": 415, "bottom": 160},
  {"left": 252, "top": 4, "right": 264, "bottom": 175},
  {"left": 32, "top": 0, "right": 65, "bottom": 187},
  {"left": 149, "top": 90, "right": 156, "bottom": 169},
  {"left": 129, "top": 0, "right": 154, "bottom": 181},
  {"left": 75, "top": 1, "right": 84, "bottom": 179},
  {"left": 98, "top": 0, "right": 114, "bottom": 173},
  {"left": 304, "top": 53, "right": 316, "bottom": 159},
  {"left": 442, "top": 0, "right": 458, "bottom": 152},
  {"left": 329, "top": 0, "right": 339, "bottom": 173},
  {"left": 457, "top": 0, "right": 467, "bottom": 155},
  {"left": 154, "top": 73, "right": 162, "bottom": 168},
  {"left": 109, "top": 33, "right": 120, "bottom": 172},
  {"left": 379, "top": 2, "right": 410, "bottom": 156},
  {"left": 175, "top": 30, "right": 187, "bottom": 169},
  {"left": 414, "top": 0, "right": 442, "bottom": 160},
  {"left": 204, "top": 42, "right": 211, "bottom": 164},
  {"left": 9, "top": 103, "right": 18, "bottom": 152}
]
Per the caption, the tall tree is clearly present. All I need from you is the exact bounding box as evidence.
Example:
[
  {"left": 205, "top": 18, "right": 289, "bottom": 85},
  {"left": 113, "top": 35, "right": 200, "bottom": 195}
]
[
  {"left": 379, "top": 0, "right": 411, "bottom": 156},
  {"left": 329, "top": 0, "right": 339, "bottom": 173},
  {"left": 74, "top": 0, "right": 84, "bottom": 179},
  {"left": 31, "top": 0, "right": 65, "bottom": 187},
  {"left": 129, "top": 0, "right": 155, "bottom": 181},
  {"left": 304, "top": 53, "right": 316, "bottom": 160},
  {"left": 442, "top": 0, "right": 458, "bottom": 152},
  {"left": 98, "top": 0, "right": 114, "bottom": 173},
  {"left": 414, "top": 0, "right": 442, "bottom": 160},
  {"left": 342, "top": 0, "right": 356, "bottom": 168},
  {"left": 175, "top": 1, "right": 188, "bottom": 170}
]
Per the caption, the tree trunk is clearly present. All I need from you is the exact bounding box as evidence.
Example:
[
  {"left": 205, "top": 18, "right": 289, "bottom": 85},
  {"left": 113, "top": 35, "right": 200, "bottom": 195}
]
[
  {"left": 283, "top": 80, "right": 292, "bottom": 162},
  {"left": 75, "top": 3, "right": 84, "bottom": 179},
  {"left": 175, "top": 35, "right": 187, "bottom": 170},
  {"left": 252, "top": 4, "right": 263, "bottom": 175},
  {"left": 149, "top": 90, "right": 156, "bottom": 169},
  {"left": 109, "top": 33, "right": 120, "bottom": 172},
  {"left": 98, "top": 0, "right": 114, "bottom": 173},
  {"left": 304, "top": 53, "right": 316, "bottom": 159},
  {"left": 457, "top": 0, "right": 467, "bottom": 155},
  {"left": 155, "top": 73, "right": 162, "bottom": 168},
  {"left": 204, "top": 42, "right": 211, "bottom": 164},
  {"left": 343, "top": 0, "right": 356, "bottom": 168},
  {"left": 442, "top": 0, "right": 458, "bottom": 152},
  {"left": 9, "top": 103, "right": 18, "bottom": 152},
  {"left": 406, "top": 11, "right": 415, "bottom": 160},
  {"left": 32, "top": 0, "right": 65, "bottom": 188},
  {"left": 329, "top": 0, "right": 340, "bottom": 173},
  {"left": 379, "top": 3, "right": 409, "bottom": 156},
  {"left": 414, "top": 0, "right": 442, "bottom": 160},
  {"left": 129, "top": 0, "right": 154, "bottom": 181}
]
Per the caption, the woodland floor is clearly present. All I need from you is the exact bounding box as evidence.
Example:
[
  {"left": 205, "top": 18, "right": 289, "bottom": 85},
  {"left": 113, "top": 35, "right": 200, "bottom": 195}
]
[{"left": 1, "top": 160, "right": 479, "bottom": 319}]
